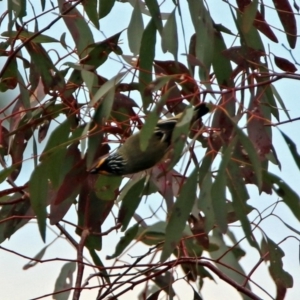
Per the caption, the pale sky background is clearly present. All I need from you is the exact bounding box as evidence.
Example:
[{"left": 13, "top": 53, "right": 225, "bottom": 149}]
[{"left": 0, "top": 1, "right": 300, "bottom": 299}]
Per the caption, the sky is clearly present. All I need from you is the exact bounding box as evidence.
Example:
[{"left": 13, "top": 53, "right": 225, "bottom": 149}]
[{"left": 1, "top": 0, "right": 300, "bottom": 299}]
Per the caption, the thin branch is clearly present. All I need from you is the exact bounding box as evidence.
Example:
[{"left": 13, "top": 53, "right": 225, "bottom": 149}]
[{"left": 72, "top": 229, "right": 89, "bottom": 300}]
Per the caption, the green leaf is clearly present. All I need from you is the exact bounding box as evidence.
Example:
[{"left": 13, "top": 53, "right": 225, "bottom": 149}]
[
  {"left": 83, "top": 0, "right": 99, "bottom": 29},
  {"left": 53, "top": 262, "right": 76, "bottom": 300},
  {"left": 235, "top": 7, "right": 264, "bottom": 51},
  {"left": 210, "top": 229, "right": 251, "bottom": 296},
  {"left": 227, "top": 160, "right": 259, "bottom": 249},
  {"left": 23, "top": 245, "right": 48, "bottom": 270},
  {"left": 137, "top": 221, "right": 166, "bottom": 246},
  {"left": 59, "top": 3, "right": 94, "bottom": 56},
  {"left": 161, "top": 168, "right": 198, "bottom": 262},
  {"left": 29, "top": 163, "right": 48, "bottom": 242},
  {"left": 161, "top": 8, "right": 178, "bottom": 60},
  {"left": 90, "top": 71, "right": 127, "bottom": 107},
  {"left": 145, "top": 0, "right": 163, "bottom": 33},
  {"left": 261, "top": 237, "right": 293, "bottom": 288},
  {"left": 118, "top": 177, "right": 146, "bottom": 231},
  {"left": 271, "top": 84, "right": 291, "bottom": 120},
  {"left": 89, "top": 249, "right": 111, "bottom": 284},
  {"left": 264, "top": 172, "right": 300, "bottom": 222},
  {"left": 212, "top": 27, "right": 234, "bottom": 88},
  {"left": 235, "top": 125, "right": 262, "bottom": 192},
  {"left": 187, "top": 0, "right": 214, "bottom": 81},
  {"left": 107, "top": 223, "right": 139, "bottom": 259},
  {"left": 280, "top": 130, "right": 300, "bottom": 171},
  {"left": 211, "top": 139, "right": 237, "bottom": 234},
  {"left": 40, "top": 118, "right": 71, "bottom": 161},
  {"left": 12, "top": 0, "right": 27, "bottom": 18},
  {"left": 139, "top": 19, "right": 156, "bottom": 109},
  {"left": 1, "top": 31, "right": 59, "bottom": 43},
  {"left": 198, "top": 172, "right": 214, "bottom": 232},
  {"left": 0, "top": 165, "right": 17, "bottom": 184},
  {"left": 128, "top": 0, "right": 144, "bottom": 55},
  {"left": 99, "top": 0, "right": 116, "bottom": 19},
  {"left": 242, "top": 0, "right": 258, "bottom": 33},
  {"left": 168, "top": 106, "right": 194, "bottom": 170},
  {"left": 95, "top": 175, "right": 122, "bottom": 201},
  {"left": 81, "top": 69, "right": 98, "bottom": 97}
]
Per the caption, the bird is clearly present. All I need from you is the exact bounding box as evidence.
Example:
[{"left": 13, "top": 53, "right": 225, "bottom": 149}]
[{"left": 89, "top": 102, "right": 211, "bottom": 176}]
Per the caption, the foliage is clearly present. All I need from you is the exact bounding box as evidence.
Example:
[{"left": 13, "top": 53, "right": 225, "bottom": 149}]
[{"left": 0, "top": 0, "right": 300, "bottom": 299}]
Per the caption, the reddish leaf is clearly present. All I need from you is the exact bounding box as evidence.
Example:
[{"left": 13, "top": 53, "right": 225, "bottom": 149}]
[
  {"left": 222, "top": 46, "right": 265, "bottom": 69},
  {"left": 76, "top": 175, "right": 115, "bottom": 250},
  {"left": 247, "top": 91, "right": 272, "bottom": 160},
  {"left": 154, "top": 60, "right": 200, "bottom": 104},
  {"left": 59, "top": 1, "right": 94, "bottom": 56},
  {"left": 274, "top": 55, "right": 297, "bottom": 73},
  {"left": 53, "top": 160, "right": 87, "bottom": 205},
  {"left": 272, "top": 0, "right": 297, "bottom": 48},
  {"left": 210, "top": 93, "right": 236, "bottom": 149},
  {"left": 164, "top": 80, "right": 186, "bottom": 115}
]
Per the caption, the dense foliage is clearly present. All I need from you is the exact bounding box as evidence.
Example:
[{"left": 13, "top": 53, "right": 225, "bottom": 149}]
[{"left": 1, "top": 0, "right": 300, "bottom": 299}]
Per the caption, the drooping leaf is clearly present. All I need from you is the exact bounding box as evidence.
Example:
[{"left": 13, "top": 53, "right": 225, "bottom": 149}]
[
  {"left": 241, "top": 0, "right": 258, "bottom": 33},
  {"left": 236, "top": 0, "right": 278, "bottom": 42},
  {"left": 168, "top": 106, "right": 194, "bottom": 170},
  {"left": 99, "top": 0, "right": 116, "bottom": 18},
  {"left": 274, "top": 55, "right": 297, "bottom": 73},
  {"left": 53, "top": 262, "right": 76, "bottom": 300},
  {"left": 198, "top": 172, "right": 214, "bottom": 233},
  {"left": 210, "top": 229, "right": 251, "bottom": 298},
  {"left": 144, "top": 0, "right": 163, "bottom": 33},
  {"left": 280, "top": 130, "right": 300, "bottom": 171},
  {"left": 23, "top": 244, "right": 48, "bottom": 270},
  {"left": 247, "top": 90, "right": 272, "bottom": 160},
  {"left": 139, "top": 19, "right": 156, "bottom": 109},
  {"left": 40, "top": 118, "right": 71, "bottom": 161},
  {"left": 83, "top": 0, "right": 99, "bottom": 29},
  {"left": 29, "top": 162, "right": 48, "bottom": 242},
  {"left": 261, "top": 237, "right": 293, "bottom": 293},
  {"left": 107, "top": 223, "right": 139, "bottom": 259},
  {"left": 212, "top": 26, "right": 234, "bottom": 88},
  {"left": 0, "top": 195, "right": 31, "bottom": 243},
  {"left": 118, "top": 177, "right": 146, "bottom": 231},
  {"left": 272, "top": 0, "right": 297, "bottom": 48},
  {"left": 152, "top": 271, "right": 175, "bottom": 297},
  {"left": 227, "top": 159, "right": 259, "bottom": 249},
  {"left": 89, "top": 249, "right": 111, "bottom": 284},
  {"left": 264, "top": 171, "right": 300, "bottom": 222},
  {"left": 161, "top": 8, "right": 178, "bottom": 60},
  {"left": 1, "top": 31, "right": 59, "bottom": 43},
  {"left": 235, "top": 125, "right": 262, "bottom": 191},
  {"left": 58, "top": 0, "right": 94, "bottom": 56},
  {"left": 187, "top": 0, "right": 214, "bottom": 82},
  {"left": 161, "top": 167, "right": 198, "bottom": 262},
  {"left": 211, "top": 139, "right": 236, "bottom": 234},
  {"left": 137, "top": 221, "right": 166, "bottom": 246},
  {"left": 128, "top": 0, "right": 144, "bottom": 56}
]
